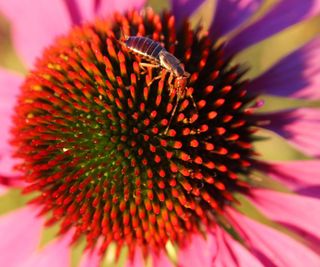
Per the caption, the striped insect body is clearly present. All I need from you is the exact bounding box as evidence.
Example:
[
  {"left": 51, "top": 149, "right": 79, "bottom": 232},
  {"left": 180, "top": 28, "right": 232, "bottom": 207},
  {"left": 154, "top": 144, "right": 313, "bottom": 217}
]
[{"left": 124, "top": 36, "right": 163, "bottom": 64}]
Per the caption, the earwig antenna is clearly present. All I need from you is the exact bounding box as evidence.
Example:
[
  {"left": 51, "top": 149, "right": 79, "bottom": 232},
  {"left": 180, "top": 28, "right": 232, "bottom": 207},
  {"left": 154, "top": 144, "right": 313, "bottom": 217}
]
[
  {"left": 185, "top": 84, "right": 197, "bottom": 113},
  {"left": 116, "top": 28, "right": 130, "bottom": 50},
  {"left": 189, "top": 93, "right": 198, "bottom": 113},
  {"left": 119, "top": 27, "right": 128, "bottom": 41}
]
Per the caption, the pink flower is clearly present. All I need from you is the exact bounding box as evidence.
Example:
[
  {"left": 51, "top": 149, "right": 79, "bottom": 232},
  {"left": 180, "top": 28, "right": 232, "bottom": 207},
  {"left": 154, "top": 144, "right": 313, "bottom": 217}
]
[{"left": 1, "top": 0, "right": 320, "bottom": 266}]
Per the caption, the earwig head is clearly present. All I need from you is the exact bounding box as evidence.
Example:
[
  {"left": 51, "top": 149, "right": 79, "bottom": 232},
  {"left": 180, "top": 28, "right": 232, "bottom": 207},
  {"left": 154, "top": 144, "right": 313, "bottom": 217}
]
[{"left": 174, "top": 75, "right": 188, "bottom": 91}]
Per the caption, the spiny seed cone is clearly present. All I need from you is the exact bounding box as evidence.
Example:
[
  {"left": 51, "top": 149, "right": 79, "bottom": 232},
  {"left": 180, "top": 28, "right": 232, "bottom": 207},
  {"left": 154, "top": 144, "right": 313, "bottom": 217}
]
[{"left": 12, "top": 9, "right": 258, "bottom": 258}]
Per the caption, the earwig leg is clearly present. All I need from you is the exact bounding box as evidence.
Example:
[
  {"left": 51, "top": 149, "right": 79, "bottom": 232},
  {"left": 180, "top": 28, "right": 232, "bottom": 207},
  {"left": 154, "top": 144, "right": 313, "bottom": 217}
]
[
  {"left": 139, "top": 63, "right": 160, "bottom": 68},
  {"left": 149, "top": 74, "right": 163, "bottom": 85},
  {"left": 139, "top": 62, "right": 162, "bottom": 86},
  {"left": 139, "top": 62, "right": 160, "bottom": 70},
  {"left": 164, "top": 73, "right": 181, "bottom": 134},
  {"left": 164, "top": 91, "right": 182, "bottom": 135},
  {"left": 168, "top": 73, "right": 175, "bottom": 95},
  {"left": 145, "top": 74, "right": 163, "bottom": 87},
  {"left": 189, "top": 93, "right": 198, "bottom": 114},
  {"left": 139, "top": 62, "right": 160, "bottom": 77}
]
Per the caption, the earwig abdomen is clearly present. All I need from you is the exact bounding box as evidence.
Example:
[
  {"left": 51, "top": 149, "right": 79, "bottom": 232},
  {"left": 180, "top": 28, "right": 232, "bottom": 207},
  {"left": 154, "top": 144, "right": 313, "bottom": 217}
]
[{"left": 125, "top": 36, "right": 163, "bottom": 63}]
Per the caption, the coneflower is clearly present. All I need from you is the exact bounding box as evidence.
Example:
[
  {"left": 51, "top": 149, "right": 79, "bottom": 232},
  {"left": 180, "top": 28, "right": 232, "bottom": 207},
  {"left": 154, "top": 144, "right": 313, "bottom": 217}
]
[{"left": 1, "top": 1, "right": 320, "bottom": 266}]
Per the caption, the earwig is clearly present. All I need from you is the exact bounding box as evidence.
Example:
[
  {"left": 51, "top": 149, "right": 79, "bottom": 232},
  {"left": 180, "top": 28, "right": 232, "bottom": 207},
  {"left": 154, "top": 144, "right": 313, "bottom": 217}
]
[{"left": 121, "top": 36, "right": 194, "bottom": 134}]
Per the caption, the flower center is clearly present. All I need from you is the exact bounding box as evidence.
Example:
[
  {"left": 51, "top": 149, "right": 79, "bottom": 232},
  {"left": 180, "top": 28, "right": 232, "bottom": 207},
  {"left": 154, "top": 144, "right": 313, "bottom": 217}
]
[{"left": 12, "top": 9, "right": 257, "bottom": 258}]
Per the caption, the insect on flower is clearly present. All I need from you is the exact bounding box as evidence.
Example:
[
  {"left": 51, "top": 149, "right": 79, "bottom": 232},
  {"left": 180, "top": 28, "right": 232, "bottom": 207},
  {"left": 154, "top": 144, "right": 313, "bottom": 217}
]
[{"left": 121, "top": 35, "right": 194, "bottom": 133}]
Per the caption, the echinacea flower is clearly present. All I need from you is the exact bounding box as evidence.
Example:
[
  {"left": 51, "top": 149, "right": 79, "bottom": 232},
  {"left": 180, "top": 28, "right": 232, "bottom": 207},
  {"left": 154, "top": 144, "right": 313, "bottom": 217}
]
[{"left": 1, "top": 0, "right": 320, "bottom": 266}]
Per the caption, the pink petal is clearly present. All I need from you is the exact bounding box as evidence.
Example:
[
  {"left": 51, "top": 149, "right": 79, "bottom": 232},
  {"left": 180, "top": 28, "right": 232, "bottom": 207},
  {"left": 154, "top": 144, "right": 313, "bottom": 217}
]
[
  {"left": 209, "top": 0, "right": 263, "bottom": 39},
  {"left": 0, "top": 185, "right": 8, "bottom": 196},
  {"left": 212, "top": 233, "right": 236, "bottom": 267},
  {"left": 0, "top": 69, "right": 23, "bottom": 181},
  {"left": 258, "top": 160, "right": 320, "bottom": 195},
  {"left": 250, "top": 189, "right": 320, "bottom": 248},
  {"left": 171, "top": 0, "right": 207, "bottom": 27},
  {"left": 177, "top": 231, "right": 218, "bottom": 267},
  {"left": 79, "top": 248, "right": 102, "bottom": 267},
  {"left": 94, "top": 0, "right": 147, "bottom": 19},
  {"left": 214, "top": 227, "right": 264, "bottom": 267},
  {"left": 125, "top": 247, "right": 144, "bottom": 267},
  {"left": 152, "top": 251, "right": 174, "bottom": 267},
  {"left": 0, "top": 207, "right": 43, "bottom": 267},
  {"left": 66, "top": 0, "right": 147, "bottom": 23},
  {"left": 295, "top": 186, "right": 320, "bottom": 199},
  {"left": 177, "top": 228, "right": 263, "bottom": 267},
  {"left": 225, "top": 0, "right": 320, "bottom": 55},
  {"left": 228, "top": 209, "right": 320, "bottom": 267},
  {"left": 64, "top": 0, "right": 93, "bottom": 24},
  {"left": 0, "top": 0, "right": 73, "bottom": 68},
  {"left": 248, "top": 37, "right": 320, "bottom": 100},
  {"left": 23, "top": 234, "right": 72, "bottom": 267},
  {"left": 0, "top": 0, "right": 147, "bottom": 68},
  {"left": 256, "top": 108, "right": 320, "bottom": 157}
]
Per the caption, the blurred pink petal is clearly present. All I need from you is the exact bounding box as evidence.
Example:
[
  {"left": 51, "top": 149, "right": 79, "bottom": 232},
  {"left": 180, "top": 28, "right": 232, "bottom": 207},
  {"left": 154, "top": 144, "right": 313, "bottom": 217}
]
[
  {"left": 0, "top": 0, "right": 73, "bottom": 68},
  {"left": 0, "top": 0, "right": 147, "bottom": 68},
  {"left": 171, "top": 0, "right": 206, "bottom": 27},
  {"left": 259, "top": 160, "right": 320, "bottom": 195},
  {"left": 79, "top": 248, "right": 102, "bottom": 267},
  {"left": 94, "top": 0, "right": 147, "bottom": 19},
  {"left": 214, "top": 227, "right": 264, "bottom": 267},
  {"left": 228, "top": 210, "right": 320, "bottom": 267},
  {"left": 0, "top": 69, "right": 23, "bottom": 180},
  {"left": 295, "top": 186, "right": 320, "bottom": 199},
  {"left": 177, "top": 228, "right": 263, "bottom": 267},
  {"left": 0, "top": 207, "right": 42, "bottom": 267},
  {"left": 209, "top": 0, "right": 263, "bottom": 39},
  {"left": 248, "top": 37, "right": 320, "bottom": 99},
  {"left": 226, "top": 0, "right": 320, "bottom": 55},
  {"left": 250, "top": 189, "right": 320, "bottom": 247},
  {"left": 66, "top": 0, "right": 147, "bottom": 23},
  {"left": 23, "top": 234, "right": 72, "bottom": 267},
  {"left": 256, "top": 108, "right": 320, "bottom": 157},
  {"left": 152, "top": 251, "right": 174, "bottom": 267},
  {"left": 64, "top": 0, "right": 94, "bottom": 24},
  {"left": 0, "top": 185, "right": 7, "bottom": 195},
  {"left": 125, "top": 247, "right": 144, "bottom": 267},
  {"left": 178, "top": 231, "right": 218, "bottom": 267}
]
